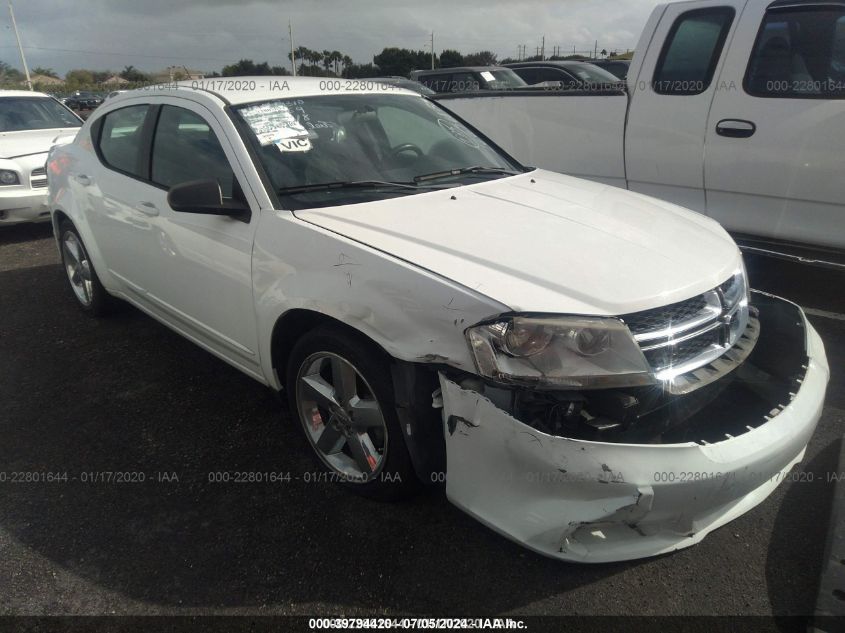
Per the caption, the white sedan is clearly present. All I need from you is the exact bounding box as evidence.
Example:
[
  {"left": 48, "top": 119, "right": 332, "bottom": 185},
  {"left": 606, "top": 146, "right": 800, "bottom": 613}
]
[
  {"left": 0, "top": 90, "right": 81, "bottom": 225},
  {"left": 47, "top": 78, "right": 829, "bottom": 562}
]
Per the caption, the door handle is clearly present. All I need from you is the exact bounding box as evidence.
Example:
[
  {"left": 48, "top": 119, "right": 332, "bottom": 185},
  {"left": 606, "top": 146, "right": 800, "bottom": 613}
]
[
  {"left": 716, "top": 119, "right": 756, "bottom": 138},
  {"left": 135, "top": 201, "right": 159, "bottom": 217},
  {"left": 74, "top": 174, "right": 91, "bottom": 186}
]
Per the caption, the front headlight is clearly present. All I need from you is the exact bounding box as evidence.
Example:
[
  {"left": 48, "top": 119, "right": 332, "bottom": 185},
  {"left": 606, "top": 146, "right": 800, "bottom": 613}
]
[
  {"left": 0, "top": 169, "right": 20, "bottom": 186},
  {"left": 466, "top": 316, "right": 653, "bottom": 389}
]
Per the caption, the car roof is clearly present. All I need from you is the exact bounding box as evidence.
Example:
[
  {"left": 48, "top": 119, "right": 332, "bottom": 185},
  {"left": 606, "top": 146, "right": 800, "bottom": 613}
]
[
  {"left": 0, "top": 90, "right": 51, "bottom": 98},
  {"left": 412, "top": 66, "right": 509, "bottom": 75},
  {"left": 505, "top": 61, "right": 585, "bottom": 68},
  {"left": 168, "top": 76, "right": 420, "bottom": 104}
]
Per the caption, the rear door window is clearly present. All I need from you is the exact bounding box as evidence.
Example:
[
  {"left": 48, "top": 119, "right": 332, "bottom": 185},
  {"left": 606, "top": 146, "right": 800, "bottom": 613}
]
[
  {"left": 96, "top": 105, "right": 149, "bottom": 177},
  {"left": 512, "top": 67, "right": 540, "bottom": 84},
  {"left": 448, "top": 72, "right": 480, "bottom": 92},
  {"left": 538, "top": 67, "right": 576, "bottom": 84},
  {"left": 653, "top": 7, "right": 736, "bottom": 95}
]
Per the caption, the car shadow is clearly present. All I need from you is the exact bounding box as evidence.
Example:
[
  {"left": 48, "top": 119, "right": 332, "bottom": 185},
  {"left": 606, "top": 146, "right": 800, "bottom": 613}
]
[
  {"left": 0, "top": 263, "right": 637, "bottom": 612},
  {"left": 765, "top": 436, "right": 840, "bottom": 623},
  {"left": 0, "top": 221, "right": 53, "bottom": 246}
]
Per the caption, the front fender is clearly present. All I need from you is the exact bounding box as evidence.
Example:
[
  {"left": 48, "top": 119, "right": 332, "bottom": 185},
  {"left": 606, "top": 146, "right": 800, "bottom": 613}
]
[{"left": 253, "top": 211, "right": 508, "bottom": 389}]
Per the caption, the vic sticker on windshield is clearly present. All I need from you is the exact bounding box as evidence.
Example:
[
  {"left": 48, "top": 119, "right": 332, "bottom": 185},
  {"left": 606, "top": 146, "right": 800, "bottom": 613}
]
[{"left": 239, "top": 102, "right": 309, "bottom": 147}]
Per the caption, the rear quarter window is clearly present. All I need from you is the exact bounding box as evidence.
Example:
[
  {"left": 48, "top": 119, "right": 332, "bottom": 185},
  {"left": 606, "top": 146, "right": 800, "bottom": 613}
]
[{"left": 653, "top": 7, "right": 736, "bottom": 95}]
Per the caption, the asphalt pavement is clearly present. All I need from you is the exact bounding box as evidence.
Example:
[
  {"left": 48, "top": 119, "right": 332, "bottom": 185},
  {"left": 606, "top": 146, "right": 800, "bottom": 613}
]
[{"left": 1, "top": 221, "right": 843, "bottom": 619}]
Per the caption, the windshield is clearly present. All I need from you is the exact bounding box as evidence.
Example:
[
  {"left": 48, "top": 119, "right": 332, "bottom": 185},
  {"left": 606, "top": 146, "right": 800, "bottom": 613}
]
[
  {"left": 569, "top": 63, "right": 621, "bottom": 84},
  {"left": 234, "top": 93, "right": 523, "bottom": 209},
  {"left": 479, "top": 69, "right": 527, "bottom": 90},
  {"left": 0, "top": 97, "right": 81, "bottom": 132}
]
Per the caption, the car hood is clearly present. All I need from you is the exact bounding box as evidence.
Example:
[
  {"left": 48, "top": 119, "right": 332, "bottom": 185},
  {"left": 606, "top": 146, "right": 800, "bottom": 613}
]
[
  {"left": 294, "top": 170, "right": 742, "bottom": 315},
  {"left": 0, "top": 128, "right": 80, "bottom": 159}
]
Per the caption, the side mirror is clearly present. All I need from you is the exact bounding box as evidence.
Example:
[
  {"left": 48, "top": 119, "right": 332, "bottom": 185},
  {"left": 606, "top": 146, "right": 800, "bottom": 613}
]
[{"left": 167, "top": 179, "right": 250, "bottom": 222}]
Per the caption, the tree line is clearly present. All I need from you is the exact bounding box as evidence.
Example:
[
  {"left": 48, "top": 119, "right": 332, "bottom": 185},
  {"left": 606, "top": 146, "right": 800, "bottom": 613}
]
[{"left": 0, "top": 44, "right": 633, "bottom": 91}]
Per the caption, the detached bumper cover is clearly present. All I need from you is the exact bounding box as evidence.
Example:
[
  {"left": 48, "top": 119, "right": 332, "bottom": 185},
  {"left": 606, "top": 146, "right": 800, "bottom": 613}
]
[{"left": 441, "top": 293, "right": 829, "bottom": 562}]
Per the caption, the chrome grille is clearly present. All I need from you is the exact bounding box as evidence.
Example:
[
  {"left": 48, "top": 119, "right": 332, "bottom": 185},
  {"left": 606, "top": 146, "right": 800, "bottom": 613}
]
[
  {"left": 643, "top": 325, "right": 722, "bottom": 372},
  {"left": 623, "top": 294, "right": 709, "bottom": 336},
  {"left": 30, "top": 166, "right": 47, "bottom": 189},
  {"left": 621, "top": 268, "right": 756, "bottom": 394}
]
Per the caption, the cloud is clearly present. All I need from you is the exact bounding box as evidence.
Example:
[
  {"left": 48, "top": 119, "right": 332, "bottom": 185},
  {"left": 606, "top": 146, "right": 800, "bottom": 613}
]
[{"left": 1, "top": 0, "right": 653, "bottom": 75}]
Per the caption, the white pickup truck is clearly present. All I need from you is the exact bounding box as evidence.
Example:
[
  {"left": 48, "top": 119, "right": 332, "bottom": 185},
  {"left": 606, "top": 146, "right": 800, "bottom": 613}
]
[{"left": 438, "top": 0, "right": 845, "bottom": 258}]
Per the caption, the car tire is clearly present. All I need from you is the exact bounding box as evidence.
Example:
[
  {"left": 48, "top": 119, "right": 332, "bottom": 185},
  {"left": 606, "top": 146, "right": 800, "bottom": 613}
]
[
  {"left": 286, "top": 326, "right": 419, "bottom": 501},
  {"left": 59, "top": 220, "right": 113, "bottom": 317}
]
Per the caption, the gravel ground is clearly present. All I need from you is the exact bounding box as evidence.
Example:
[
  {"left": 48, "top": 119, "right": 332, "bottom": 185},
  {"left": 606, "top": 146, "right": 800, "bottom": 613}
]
[{"left": 1, "top": 222, "right": 843, "bottom": 619}]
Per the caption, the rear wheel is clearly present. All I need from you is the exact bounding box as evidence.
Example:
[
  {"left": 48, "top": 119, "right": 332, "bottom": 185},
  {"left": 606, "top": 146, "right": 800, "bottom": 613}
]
[
  {"left": 287, "top": 326, "right": 418, "bottom": 500},
  {"left": 59, "top": 221, "right": 112, "bottom": 316}
]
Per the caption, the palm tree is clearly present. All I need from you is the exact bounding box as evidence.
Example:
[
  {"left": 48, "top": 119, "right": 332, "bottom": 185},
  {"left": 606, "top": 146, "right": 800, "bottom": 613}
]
[
  {"left": 322, "top": 50, "right": 332, "bottom": 74},
  {"left": 295, "top": 46, "right": 309, "bottom": 69},
  {"left": 331, "top": 51, "right": 343, "bottom": 74},
  {"left": 342, "top": 55, "right": 353, "bottom": 73}
]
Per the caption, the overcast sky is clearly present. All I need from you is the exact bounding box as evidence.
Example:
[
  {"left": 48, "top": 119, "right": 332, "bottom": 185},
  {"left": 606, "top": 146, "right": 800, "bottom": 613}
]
[{"left": 1, "top": 0, "right": 654, "bottom": 76}]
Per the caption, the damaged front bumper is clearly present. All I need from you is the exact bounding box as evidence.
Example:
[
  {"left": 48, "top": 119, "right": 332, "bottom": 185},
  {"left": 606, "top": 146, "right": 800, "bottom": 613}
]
[{"left": 440, "top": 292, "right": 829, "bottom": 563}]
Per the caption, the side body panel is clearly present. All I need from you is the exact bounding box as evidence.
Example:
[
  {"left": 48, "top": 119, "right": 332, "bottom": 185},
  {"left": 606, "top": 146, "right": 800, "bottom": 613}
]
[
  {"left": 115, "top": 96, "right": 266, "bottom": 376},
  {"left": 439, "top": 94, "right": 628, "bottom": 187},
  {"left": 50, "top": 92, "right": 275, "bottom": 382},
  {"left": 704, "top": 0, "right": 845, "bottom": 250}
]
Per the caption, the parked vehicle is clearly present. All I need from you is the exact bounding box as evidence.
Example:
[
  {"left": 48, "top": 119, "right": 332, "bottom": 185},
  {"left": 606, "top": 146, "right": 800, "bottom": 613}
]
[
  {"left": 410, "top": 66, "right": 527, "bottom": 93},
  {"left": 48, "top": 78, "right": 828, "bottom": 563},
  {"left": 584, "top": 59, "right": 632, "bottom": 80},
  {"left": 0, "top": 91, "right": 82, "bottom": 225},
  {"left": 505, "top": 60, "right": 623, "bottom": 89},
  {"left": 64, "top": 91, "right": 104, "bottom": 111},
  {"left": 440, "top": 0, "right": 845, "bottom": 257}
]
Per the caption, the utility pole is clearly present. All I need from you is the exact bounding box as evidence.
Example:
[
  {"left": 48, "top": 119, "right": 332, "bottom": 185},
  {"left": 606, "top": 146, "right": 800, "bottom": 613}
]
[
  {"left": 289, "top": 20, "right": 297, "bottom": 76},
  {"left": 8, "top": 1, "right": 31, "bottom": 91},
  {"left": 430, "top": 32, "right": 435, "bottom": 70},
  {"left": 540, "top": 35, "right": 545, "bottom": 61},
  {"left": 594, "top": 40, "right": 598, "bottom": 59}
]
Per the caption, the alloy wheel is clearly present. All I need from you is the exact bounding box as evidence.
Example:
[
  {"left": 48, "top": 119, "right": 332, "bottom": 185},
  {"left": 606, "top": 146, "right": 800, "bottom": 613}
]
[
  {"left": 295, "top": 352, "right": 389, "bottom": 482},
  {"left": 62, "top": 232, "right": 94, "bottom": 306}
]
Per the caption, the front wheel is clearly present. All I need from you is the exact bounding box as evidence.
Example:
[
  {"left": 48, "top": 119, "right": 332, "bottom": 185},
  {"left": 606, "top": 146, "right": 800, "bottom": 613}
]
[{"left": 286, "top": 326, "right": 418, "bottom": 500}]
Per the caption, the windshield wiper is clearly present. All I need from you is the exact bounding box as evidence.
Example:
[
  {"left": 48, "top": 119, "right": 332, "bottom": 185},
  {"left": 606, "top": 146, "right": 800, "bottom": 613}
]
[
  {"left": 413, "top": 166, "right": 521, "bottom": 183},
  {"left": 278, "top": 180, "right": 419, "bottom": 195}
]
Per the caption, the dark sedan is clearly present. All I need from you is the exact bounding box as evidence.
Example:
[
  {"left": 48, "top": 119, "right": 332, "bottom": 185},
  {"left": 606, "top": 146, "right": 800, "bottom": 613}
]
[{"left": 63, "top": 91, "right": 104, "bottom": 111}]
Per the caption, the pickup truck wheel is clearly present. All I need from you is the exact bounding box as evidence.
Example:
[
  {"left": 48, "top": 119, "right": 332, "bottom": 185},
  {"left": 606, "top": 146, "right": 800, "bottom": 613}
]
[
  {"left": 59, "top": 221, "right": 111, "bottom": 316},
  {"left": 287, "top": 327, "right": 418, "bottom": 501}
]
